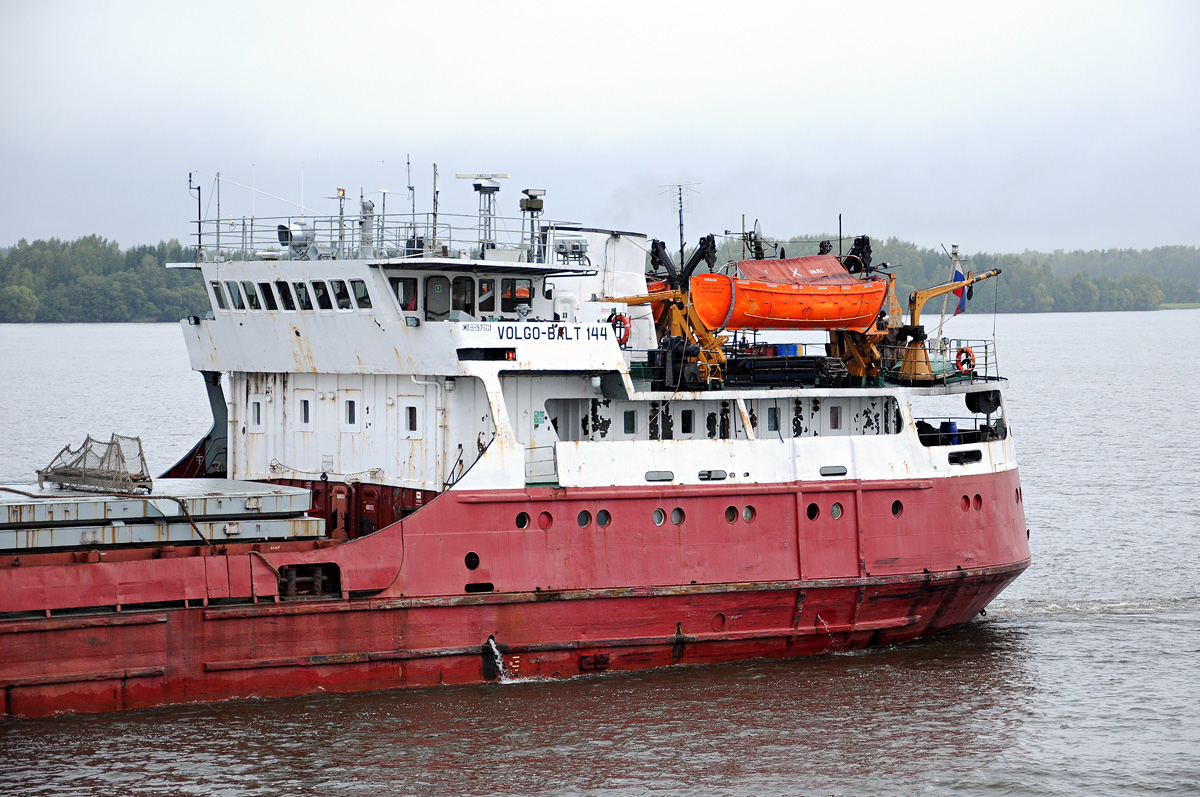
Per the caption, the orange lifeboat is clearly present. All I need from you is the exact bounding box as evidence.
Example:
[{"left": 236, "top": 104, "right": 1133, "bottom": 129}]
[{"left": 689, "top": 255, "right": 888, "bottom": 332}]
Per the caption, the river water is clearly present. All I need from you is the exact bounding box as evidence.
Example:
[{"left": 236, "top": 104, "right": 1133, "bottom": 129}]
[{"left": 1, "top": 311, "right": 1198, "bottom": 796}]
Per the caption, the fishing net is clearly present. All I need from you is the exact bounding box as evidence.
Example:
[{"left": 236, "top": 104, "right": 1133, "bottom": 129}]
[{"left": 37, "top": 434, "right": 153, "bottom": 494}]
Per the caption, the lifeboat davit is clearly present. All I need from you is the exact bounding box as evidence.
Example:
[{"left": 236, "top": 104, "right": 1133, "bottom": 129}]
[{"left": 689, "top": 255, "right": 888, "bottom": 332}]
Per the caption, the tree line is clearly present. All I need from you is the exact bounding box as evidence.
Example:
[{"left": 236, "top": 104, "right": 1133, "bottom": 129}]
[
  {"left": 708, "top": 235, "right": 1199, "bottom": 314},
  {"left": 0, "top": 233, "right": 1197, "bottom": 323},
  {"left": 0, "top": 236, "right": 208, "bottom": 323}
]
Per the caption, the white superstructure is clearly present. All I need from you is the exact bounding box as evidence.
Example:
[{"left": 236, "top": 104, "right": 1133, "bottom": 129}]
[{"left": 176, "top": 179, "right": 1016, "bottom": 504}]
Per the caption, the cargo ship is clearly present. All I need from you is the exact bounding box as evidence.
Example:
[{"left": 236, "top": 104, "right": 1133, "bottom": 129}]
[{"left": 0, "top": 173, "right": 1029, "bottom": 717}]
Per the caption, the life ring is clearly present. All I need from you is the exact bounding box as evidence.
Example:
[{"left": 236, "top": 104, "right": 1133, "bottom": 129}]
[
  {"left": 610, "top": 313, "right": 631, "bottom": 346},
  {"left": 956, "top": 346, "right": 975, "bottom": 372}
]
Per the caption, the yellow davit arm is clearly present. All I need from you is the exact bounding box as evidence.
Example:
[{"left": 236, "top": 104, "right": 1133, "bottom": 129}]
[{"left": 908, "top": 268, "right": 1001, "bottom": 327}]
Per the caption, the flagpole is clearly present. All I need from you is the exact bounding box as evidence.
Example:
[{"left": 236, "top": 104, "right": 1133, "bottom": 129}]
[{"left": 935, "top": 243, "right": 964, "bottom": 346}]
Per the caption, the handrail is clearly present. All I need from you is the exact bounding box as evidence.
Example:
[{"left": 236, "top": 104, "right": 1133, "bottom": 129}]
[{"left": 191, "top": 210, "right": 584, "bottom": 265}]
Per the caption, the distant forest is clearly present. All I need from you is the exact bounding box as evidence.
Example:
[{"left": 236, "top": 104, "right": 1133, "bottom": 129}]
[
  {"left": 707, "top": 235, "right": 1200, "bottom": 314},
  {"left": 0, "top": 237, "right": 206, "bottom": 323},
  {"left": 0, "top": 234, "right": 1197, "bottom": 323}
]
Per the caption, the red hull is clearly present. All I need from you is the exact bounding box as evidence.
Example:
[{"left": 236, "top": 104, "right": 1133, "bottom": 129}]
[{"left": 0, "top": 470, "right": 1029, "bottom": 717}]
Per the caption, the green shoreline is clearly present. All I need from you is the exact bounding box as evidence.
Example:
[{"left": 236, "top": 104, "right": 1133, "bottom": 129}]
[{"left": 2, "top": 235, "right": 1198, "bottom": 323}]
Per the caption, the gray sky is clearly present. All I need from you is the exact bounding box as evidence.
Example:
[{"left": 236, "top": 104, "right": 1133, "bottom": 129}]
[{"left": 2, "top": 0, "right": 1197, "bottom": 253}]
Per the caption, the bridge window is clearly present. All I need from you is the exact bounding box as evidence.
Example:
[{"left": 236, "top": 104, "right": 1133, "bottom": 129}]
[
  {"left": 210, "top": 281, "right": 228, "bottom": 310},
  {"left": 257, "top": 282, "right": 279, "bottom": 311},
  {"left": 240, "top": 281, "right": 262, "bottom": 310},
  {"left": 501, "top": 278, "right": 532, "bottom": 313},
  {"left": 479, "top": 278, "right": 496, "bottom": 312},
  {"left": 312, "top": 281, "right": 334, "bottom": 310},
  {"left": 330, "top": 279, "right": 353, "bottom": 310},
  {"left": 292, "top": 282, "right": 313, "bottom": 310},
  {"left": 275, "top": 280, "right": 296, "bottom": 310},
  {"left": 350, "top": 279, "right": 372, "bottom": 309},
  {"left": 225, "top": 281, "right": 246, "bottom": 310},
  {"left": 452, "top": 276, "right": 476, "bottom": 316},
  {"left": 390, "top": 277, "right": 418, "bottom": 311}
]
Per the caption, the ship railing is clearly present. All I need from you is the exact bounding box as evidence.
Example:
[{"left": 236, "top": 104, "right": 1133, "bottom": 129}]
[
  {"left": 524, "top": 444, "right": 558, "bottom": 485},
  {"left": 880, "top": 338, "right": 1001, "bottom": 385},
  {"left": 913, "top": 414, "right": 1008, "bottom": 447},
  {"left": 723, "top": 341, "right": 825, "bottom": 359},
  {"left": 191, "top": 211, "right": 586, "bottom": 266}
]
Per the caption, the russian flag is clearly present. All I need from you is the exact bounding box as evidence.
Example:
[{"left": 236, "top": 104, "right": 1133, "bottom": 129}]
[{"left": 951, "top": 261, "right": 967, "bottom": 316}]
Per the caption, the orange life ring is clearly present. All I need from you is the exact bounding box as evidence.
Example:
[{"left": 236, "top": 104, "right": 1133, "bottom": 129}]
[
  {"left": 956, "top": 346, "right": 975, "bottom": 372},
  {"left": 610, "top": 313, "right": 631, "bottom": 346}
]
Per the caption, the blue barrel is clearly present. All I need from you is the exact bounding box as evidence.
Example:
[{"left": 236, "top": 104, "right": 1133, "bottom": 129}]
[{"left": 939, "top": 421, "right": 959, "bottom": 446}]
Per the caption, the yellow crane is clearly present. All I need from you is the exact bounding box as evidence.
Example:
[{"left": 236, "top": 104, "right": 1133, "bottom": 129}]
[
  {"left": 610, "top": 234, "right": 1002, "bottom": 388},
  {"left": 893, "top": 268, "right": 1002, "bottom": 382}
]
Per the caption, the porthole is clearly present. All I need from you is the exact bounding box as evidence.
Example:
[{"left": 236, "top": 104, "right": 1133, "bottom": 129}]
[
  {"left": 597, "top": 509, "right": 611, "bottom": 528},
  {"left": 578, "top": 510, "right": 592, "bottom": 527},
  {"left": 725, "top": 506, "right": 738, "bottom": 523},
  {"left": 960, "top": 495, "right": 970, "bottom": 512},
  {"left": 464, "top": 551, "right": 480, "bottom": 570},
  {"left": 973, "top": 494, "right": 983, "bottom": 511},
  {"left": 516, "top": 512, "right": 530, "bottom": 529},
  {"left": 807, "top": 503, "right": 820, "bottom": 521},
  {"left": 892, "top": 500, "right": 904, "bottom": 517},
  {"left": 671, "top": 507, "right": 685, "bottom": 525},
  {"left": 743, "top": 505, "right": 756, "bottom": 523},
  {"left": 538, "top": 511, "right": 553, "bottom": 530},
  {"left": 830, "top": 502, "right": 843, "bottom": 520},
  {"left": 653, "top": 508, "right": 666, "bottom": 526}
]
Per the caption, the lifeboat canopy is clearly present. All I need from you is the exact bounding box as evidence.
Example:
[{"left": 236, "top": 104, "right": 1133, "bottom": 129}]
[{"left": 690, "top": 255, "right": 888, "bottom": 333}]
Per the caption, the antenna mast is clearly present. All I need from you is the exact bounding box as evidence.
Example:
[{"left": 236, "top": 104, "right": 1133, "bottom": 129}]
[
  {"left": 661, "top": 183, "right": 698, "bottom": 267},
  {"left": 188, "top": 173, "right": 202, "bottom": 259},
  {"left": 431, "top": 164, "right": 439, "bottom": 254},
  {"left": 407, "top": 155, "right": 415, "bottom": 218}
]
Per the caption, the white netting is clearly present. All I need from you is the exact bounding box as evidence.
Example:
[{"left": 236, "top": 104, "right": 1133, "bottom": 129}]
[{"left": 37, "top": 434, "right": 153, "bottom": 494}]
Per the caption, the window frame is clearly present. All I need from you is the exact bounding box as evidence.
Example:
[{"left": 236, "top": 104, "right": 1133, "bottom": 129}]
[
  {"left": 350, "top": 278, "right": 373, "bottom": 309},
  {"left": 330, "top": 279, "right": 353, "bottom": 310},
  {"left": 225, "top": 281, "right": 246, "bottom": 310},
  {"left": 275, "top": 280, "right": 296, "bottom": 311},
  {"left": 292, "top": 281, "right": 313, "bottom": 311},
  {"left": 210, "top": 281, "right": 229, "bottom": 311},
  {"left": 311, "top": 280, "right": 334, "bottom": 311}
]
